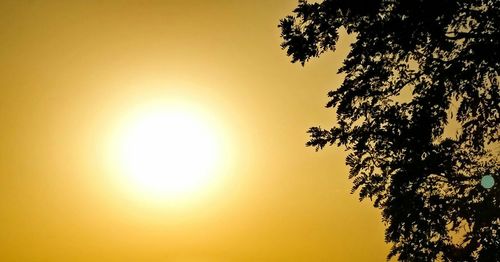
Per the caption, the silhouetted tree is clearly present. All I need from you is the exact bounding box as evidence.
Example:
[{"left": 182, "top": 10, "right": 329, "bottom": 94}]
[{"left": 279, "top": 0, "right": 499, "bottom": 261}]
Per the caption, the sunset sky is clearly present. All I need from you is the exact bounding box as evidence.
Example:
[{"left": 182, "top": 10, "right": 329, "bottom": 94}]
[{"left": 0, "top": 1, "right": 390, "bottom": 261}]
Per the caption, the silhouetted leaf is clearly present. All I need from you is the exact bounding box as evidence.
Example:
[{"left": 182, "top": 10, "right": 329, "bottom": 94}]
[{"left": 280, "top": 0, "right": 500, "bottom": 260}]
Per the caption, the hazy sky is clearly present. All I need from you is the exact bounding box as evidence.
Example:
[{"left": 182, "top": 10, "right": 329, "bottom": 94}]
[{"left": 0, "top": 1, "right": 389, "bottom": 261}]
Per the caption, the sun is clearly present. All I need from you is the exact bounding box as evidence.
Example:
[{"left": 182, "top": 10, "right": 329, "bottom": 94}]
[{"left": 116, "top": 105, "right": 222, "bottom": 200}]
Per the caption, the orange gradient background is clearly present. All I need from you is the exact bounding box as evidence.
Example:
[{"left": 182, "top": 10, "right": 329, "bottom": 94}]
[{"left": 0, "top": 1, "right": 390, "bottom": 261}]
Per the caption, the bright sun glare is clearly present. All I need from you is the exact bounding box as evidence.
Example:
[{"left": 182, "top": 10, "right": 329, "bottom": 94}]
[{"left": 116, "top": 105, "right": 221, "bottom": 200}]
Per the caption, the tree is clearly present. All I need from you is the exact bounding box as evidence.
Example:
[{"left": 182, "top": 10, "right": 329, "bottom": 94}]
[{"left": 279, "top": 0, "right": 499, "bottom": 261}]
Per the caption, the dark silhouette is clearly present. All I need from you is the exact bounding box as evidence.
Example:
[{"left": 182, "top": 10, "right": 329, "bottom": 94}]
[{"left": 279, "top": 0, "right": 499, "bottom": 261}]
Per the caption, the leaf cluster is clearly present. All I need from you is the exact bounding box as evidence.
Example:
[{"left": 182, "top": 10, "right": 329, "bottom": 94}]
[{"left": 280, "top": 0, "right": 500, "bottom": 260}]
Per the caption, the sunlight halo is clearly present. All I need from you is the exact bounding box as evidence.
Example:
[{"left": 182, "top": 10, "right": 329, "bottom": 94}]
[{"left": 112, "top": 103, "right": 224, "bottom": 202}]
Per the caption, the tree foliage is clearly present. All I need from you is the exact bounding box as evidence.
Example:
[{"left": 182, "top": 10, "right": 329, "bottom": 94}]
[{"left": 279, "top": 0, "right": 499, "bottom": 260}]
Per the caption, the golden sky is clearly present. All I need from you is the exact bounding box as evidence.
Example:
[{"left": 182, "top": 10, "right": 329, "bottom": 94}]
[{"left": 0, "top": 1, "right": 390, "bottom": 261}]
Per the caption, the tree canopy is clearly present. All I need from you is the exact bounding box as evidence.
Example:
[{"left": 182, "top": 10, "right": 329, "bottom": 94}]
[{"left": 279, "top": 0, "right": 499, "bottom": 260}]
